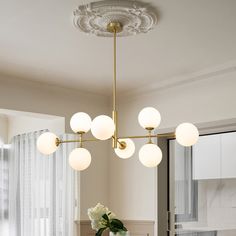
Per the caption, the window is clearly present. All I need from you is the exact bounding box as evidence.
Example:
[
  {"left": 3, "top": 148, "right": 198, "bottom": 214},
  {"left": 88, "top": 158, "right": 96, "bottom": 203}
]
[{"left": 169, "top": 140, "right": 198, "bottom": 222}]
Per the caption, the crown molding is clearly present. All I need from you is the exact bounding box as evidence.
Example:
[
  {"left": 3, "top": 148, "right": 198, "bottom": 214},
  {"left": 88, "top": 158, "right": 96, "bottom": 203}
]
[{"left": 120, "top": 60, "right": 236, "bottom": 100}]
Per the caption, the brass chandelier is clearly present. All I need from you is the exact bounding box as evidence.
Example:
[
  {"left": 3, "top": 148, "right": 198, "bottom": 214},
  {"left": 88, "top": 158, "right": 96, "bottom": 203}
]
[{"left": 37, "top": 19, "right": 199, "bottom": 171}]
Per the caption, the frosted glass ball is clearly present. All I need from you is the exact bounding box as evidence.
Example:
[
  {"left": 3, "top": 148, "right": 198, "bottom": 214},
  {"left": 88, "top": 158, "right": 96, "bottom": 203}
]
[
  {"left": 70, "top": 112, "right": 92, "bottom": 133},
  {"left": 115, "top": 138, "right": 135, "bottom": 159},
  {"left": 139, "top": 143, "right": 162, "bottom": 167},
  {"left": 37, "top": 132, "right": 59, "bottom": 155},
  {"left": 91, "top": 115, "right": 115, "bottom": 140},
  {"left": 69, "top": 148, "right": 91, "bottom": 171},
  {"left": 175, "top": 123, "right": 199, "bottom": 146},
  {"left": 138, "top": 107, "right": 161, "bottom": 129}
]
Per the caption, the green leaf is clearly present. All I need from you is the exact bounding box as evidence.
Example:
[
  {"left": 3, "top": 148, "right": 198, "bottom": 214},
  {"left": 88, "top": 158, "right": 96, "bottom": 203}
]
[
  {"left": 110, "top": 219, "right": 124, "bottom": 228},
  {"left": 95, "top": 227, "right": 107, "bottom": 236},
  {"left": 110, "top": 219, "right": 128, "bottom": 232},
  {"left": 102, "top": 214, "right": 109, "bottom": 222},
  {"left": 109, "top": 225, "right": 119, "bottom": 233}
]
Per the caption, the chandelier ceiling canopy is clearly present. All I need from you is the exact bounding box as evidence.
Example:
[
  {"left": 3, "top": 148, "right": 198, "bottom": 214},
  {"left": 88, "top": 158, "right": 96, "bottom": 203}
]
[
  {"left": 73, "top": 0, "right": 158, "bottom": 37},
  {"left": 37, "top": 0, "right": 199, "bottom": 171}
]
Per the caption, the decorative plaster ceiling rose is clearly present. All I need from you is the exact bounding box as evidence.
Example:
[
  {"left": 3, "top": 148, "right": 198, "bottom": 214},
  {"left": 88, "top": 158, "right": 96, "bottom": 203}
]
[{"left": 73, "top": 0, "right": 158, "bottom": 37}]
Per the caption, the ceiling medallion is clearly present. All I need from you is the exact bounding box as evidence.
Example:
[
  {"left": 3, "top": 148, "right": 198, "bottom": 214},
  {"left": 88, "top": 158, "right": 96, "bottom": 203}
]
[
  {"left": 73, "top": 0, "right": 158, "bottom": 37},
  {"left": 37, "top": 0, "right": 200, "bottom": 171}
]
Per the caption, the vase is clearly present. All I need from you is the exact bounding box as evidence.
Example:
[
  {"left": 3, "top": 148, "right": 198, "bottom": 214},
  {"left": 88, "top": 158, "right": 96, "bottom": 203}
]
[{"left": 109, "top": 231, "right": 130, "bottom": 236}]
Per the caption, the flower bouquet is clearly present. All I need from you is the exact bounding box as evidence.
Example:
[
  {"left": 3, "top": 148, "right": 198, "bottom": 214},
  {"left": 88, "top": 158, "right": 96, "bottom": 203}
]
[{"left": 88, "top": 203, "right": 129, "bottom": 236}]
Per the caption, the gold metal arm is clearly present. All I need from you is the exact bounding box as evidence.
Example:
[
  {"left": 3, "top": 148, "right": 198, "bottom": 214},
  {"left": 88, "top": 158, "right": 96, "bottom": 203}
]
[
  {"left": 56, "top": 132, "right": 175, "bottom": 147},
  {"left": 112, "top": 135, "right": 126, "bottom": 149},
  {"left": 118, "top": 133, "right": 175, "bottom": 140},
  {"left": 56, "top": 135, "right": 126, "bottom": 148},
  {"left": 157, "top": 132, "right": 176, "bottom": 138},
  {"left": 57, "top": 138, "right": 100, "bottom": 145},
  {"left": 57, "top": 136, "right": 126, "bottom": 150}
]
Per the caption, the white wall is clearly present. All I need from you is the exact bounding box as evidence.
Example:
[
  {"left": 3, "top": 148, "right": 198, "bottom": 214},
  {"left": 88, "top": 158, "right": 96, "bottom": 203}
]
[
  {"left": 0, "top": 74, "right": 110, "bottom": 220},
  {"left": 109, "top": 72, "right": 236, "bottom": 226},
  {"left": 0, "top": 115, "right": 8, "bottom": 144}
]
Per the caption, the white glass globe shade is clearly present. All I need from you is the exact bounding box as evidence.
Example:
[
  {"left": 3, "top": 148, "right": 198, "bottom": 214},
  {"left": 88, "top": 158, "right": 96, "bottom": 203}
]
[
  {"left": 70, "top": 112, "right": 92, "bottom": 133},
  {"left": 139, "top": 143, "right": 162, "bottom": 168},
  {"left": 138, "top": 107, "right": 161, "bottom": 129},
  {"left": 91, "top": 115, "right": 115, "bottom": 140},
  {"left": 175, "top": 123, "right": 199, "bottom": 147},
  {"left": 115, "top": 138, "right": 135, "bottom": 159},
  {"left": 37, "top": 132, "right": 59, "bottom": 155},
  {"left": 69, "top": 148, "right": 91, "bottom": 171}
]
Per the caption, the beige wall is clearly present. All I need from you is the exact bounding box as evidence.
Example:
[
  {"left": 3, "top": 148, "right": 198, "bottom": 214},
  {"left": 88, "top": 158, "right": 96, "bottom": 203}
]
[
  {"left": 0, "top": 115, "right": 8, "bottom": 144},
  {"left": 0, "top": 74, "right": 110, "bottom": 220},
  {"left": 109, "top": 72, "right": 236, "bottom": 235},
  {"left": 0, "top": 75, "right": 108, "bottom": 132}
]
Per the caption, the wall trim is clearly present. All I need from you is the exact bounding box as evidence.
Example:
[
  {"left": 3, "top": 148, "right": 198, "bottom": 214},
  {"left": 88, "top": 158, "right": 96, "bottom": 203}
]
[
  {"left": 76, "top": 220, "right": 155, "bottom": 236},
  {"left": 76, "top": 219, "right": 155, "bottom": 225},
  {"left": 119, "top": 60, "right": 236, "bottom": 99}
]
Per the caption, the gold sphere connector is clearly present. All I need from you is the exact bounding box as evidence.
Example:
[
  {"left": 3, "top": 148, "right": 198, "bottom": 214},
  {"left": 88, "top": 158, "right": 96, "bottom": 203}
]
[
  {"left": 77, "top": 131, "right": 85, "bottom": 135},
  {"left": 145, "top": 127, "right": 154, "bottom": 131},
  {"left": 55, "top": 138, "right": 60, "bottom": 147},
  {"left": 119, "top": 141, "right": 127, "bottom": 150},
  {"left": 107, "top": 22, "right": 123, "bottom": 33}
]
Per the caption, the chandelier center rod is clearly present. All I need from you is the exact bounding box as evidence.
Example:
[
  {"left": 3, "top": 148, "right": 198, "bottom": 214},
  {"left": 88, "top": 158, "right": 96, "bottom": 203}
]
[{"left": 108, "top": 22, "right": 123, "bottom": 149}]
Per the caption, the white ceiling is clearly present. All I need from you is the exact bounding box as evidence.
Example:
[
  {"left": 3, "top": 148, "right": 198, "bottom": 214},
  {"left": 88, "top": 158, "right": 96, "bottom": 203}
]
[{"left": 0, "top": 0, "right": 236, "bottom": 95}]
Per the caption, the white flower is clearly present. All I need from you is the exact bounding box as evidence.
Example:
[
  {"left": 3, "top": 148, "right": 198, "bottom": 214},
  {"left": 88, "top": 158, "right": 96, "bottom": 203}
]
[
  {"left": 87, "top": 203, "right": 116, "bottom": 231},
  {"left": 108, "top": 211, "right": 116, "bottom": 220},
  {"left": 90, "top": 219, "right": 106, "bottom": 231},
  {"left": 88, "top": 203, "right": 108, "bottom": 221}
]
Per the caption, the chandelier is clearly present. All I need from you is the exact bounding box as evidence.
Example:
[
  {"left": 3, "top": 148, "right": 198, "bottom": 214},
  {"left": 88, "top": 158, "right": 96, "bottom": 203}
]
[{"left": 37, "top": 0, "right": 199, "bottom": 171}]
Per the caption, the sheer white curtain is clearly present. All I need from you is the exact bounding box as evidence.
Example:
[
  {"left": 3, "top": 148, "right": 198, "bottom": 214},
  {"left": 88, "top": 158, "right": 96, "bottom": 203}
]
[
  {"left": 0, "top": 144, "right": 9, "bottom": 235},
  {"left": 8, "top": 131, "right": 78, "bottom": 236}
]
